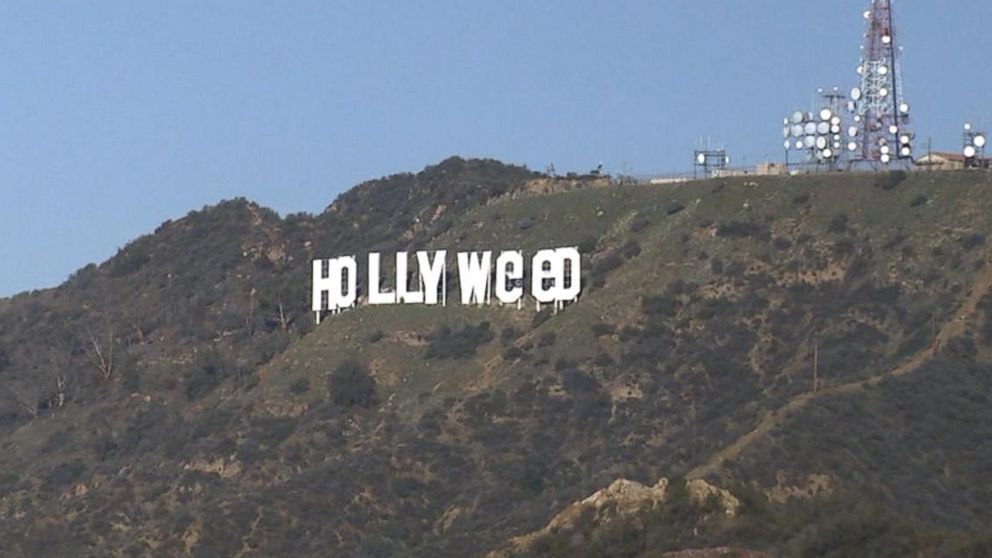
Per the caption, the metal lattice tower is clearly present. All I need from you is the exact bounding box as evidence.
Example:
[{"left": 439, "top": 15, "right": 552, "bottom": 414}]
[{"left": 849, "top": 0, "right": 913, "bottom": 166}]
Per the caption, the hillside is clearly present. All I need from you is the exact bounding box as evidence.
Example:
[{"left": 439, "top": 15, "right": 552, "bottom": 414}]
[{"left": 2, "top": 162, "right": 992, "bottom": 557}]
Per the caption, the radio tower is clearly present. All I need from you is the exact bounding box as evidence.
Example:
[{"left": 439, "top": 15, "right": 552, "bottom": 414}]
[{"left": 848, "top": 0, "right": 913, "bottom": 167}]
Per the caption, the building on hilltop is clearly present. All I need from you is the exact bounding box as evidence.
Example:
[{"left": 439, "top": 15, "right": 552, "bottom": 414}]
[{"left": 915, "top": 152, "right": 988, "bottom": 171}]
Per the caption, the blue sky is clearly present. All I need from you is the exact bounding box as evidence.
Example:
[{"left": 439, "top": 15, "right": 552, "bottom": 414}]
[{"left": 1, "top": 1, "right": 990, "bottom": 296}]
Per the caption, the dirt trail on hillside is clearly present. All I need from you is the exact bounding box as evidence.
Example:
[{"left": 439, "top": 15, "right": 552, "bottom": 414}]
[{"left": 688, "top": 261, "right": 992, "bottom": 480}]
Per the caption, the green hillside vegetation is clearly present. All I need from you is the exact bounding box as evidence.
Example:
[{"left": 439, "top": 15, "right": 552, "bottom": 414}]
[{"left": 1, "top": 159, "right": 992, "bottom": 557}]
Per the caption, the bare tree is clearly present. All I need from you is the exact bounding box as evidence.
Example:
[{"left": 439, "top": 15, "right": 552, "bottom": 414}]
[
  {"left": 55, "top": 375, "right": 67, "bottom": 408},
  {"left": 87, "top": 328, "right": 115, "bottom": 381},
  {"left": 277, "top": 302, "right": 290, "bottom": 332}
]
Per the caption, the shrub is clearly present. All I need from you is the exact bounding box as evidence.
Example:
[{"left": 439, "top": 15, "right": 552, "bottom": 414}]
[
  {"left": 961, "top": 233, "right": 986, "bottom": 251},
  {"left": 874, "top": 170, "right": 908, "bottom": 190},
  {"left": 328, "top": 360, "right": 377, "bottom": 408},
  {"left": 109, "top": 247, "right": 150, "bottom": 277},
  {"left": 716, "top": 221, "right": 770, "bottom": 240},
  {"left": 827, "top": 214, "right": 849, "bottom": 234},
  {"left": 184, "top": 349, "right": 237, "bottom": 401},
  {"left": 620, "top": 240, "right": 642, "bottom": 259},
  {"left": 288, "top": 378, "right": 310, "bottom": 395},
  {"left": 532, "top": 308, "right": 553, "bottom": 328},
  {"left": 591, "top": 322, "right": 616, "bottom": 337},
  {"left": 500, "top": 326, "right": 520, "bottom": 344},
  {"left": 502, "top": 346, "right": 524, "bottom": 360},
  {"left": 425, "top": 322, "right": 494, "bottom": 359},
  {"left": 642, "top": 295, "right": 679, "bottom": 317}
]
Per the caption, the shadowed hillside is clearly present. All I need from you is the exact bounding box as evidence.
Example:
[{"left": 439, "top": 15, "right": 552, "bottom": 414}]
[{"left": 2, "top": 162, "right": 992, "bottom": 557}]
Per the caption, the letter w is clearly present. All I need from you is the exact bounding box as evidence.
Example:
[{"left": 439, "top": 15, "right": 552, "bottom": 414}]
[{"left": 457, "top": 251, "right": 491, "bottom": 305}]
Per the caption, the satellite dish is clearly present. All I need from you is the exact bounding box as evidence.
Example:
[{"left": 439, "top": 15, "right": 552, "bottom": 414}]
[
  {"left": 879, "top": 87, "right": 889, "bottom": 97},
  {"left": 848, "top": 126, "right": 859, "bottom": 137},
  {"left": 831, "top": 116, "right": 841, "bottom": 125},
  {"left": 847, "top": 101, "right": 857, "bottom": 112},
  {"left": 965, "top": 123, "right": 972, "bottom": 131},
  {"left": 831, "top": 125, "right": 841, "bottom": 134},
  {"left": 883, "top": 35, "right": 892, "bottom": 44},
  {"left": 791, "top": 111, "right": 805, "bottom": 124},
  {"left": 881, "top": 153, "right": 891, "bottom": 164},
  {"left": 696, "top": 153, "right": 706, "bottom": 165},
  {"left": 851, "top": 87, "right": 862, "bottom": 101},
  {"left": 833, "top": 141, "right": 842, "bottom": 149},
  {"left": 833, "top": 135, "right": 842, "bottom": 141},
  {"left": 816, "top": 137, "right": 828, "bottom": 150},
  {"left": 792, "top": 125, "right": 805, "bottom": 137},
  {"left": 784, "top": 140, "right": 792, "bottom": 149},
  {"left": 899, "top": 102, "right": 910, "bottom": 114},
  {"left": 880, "top": 145, "right": 891, "bottom": 155},
  {"left": 820, "top": 109, "right": 833, "bottom": 121},
  {"left": 900, "top": 146, "right": 912, "bottom": 157},
  {"left": 783, "top": 126, "right": 791, "bottom": 138},
  {"left": 864, "top": 10, "right": 871, "bottom": 19},
  {"left": 848, "top": 142, "right": 859, "bottom": 152},
  {"left": 805, "top": 122, "right": 817, "bottom": 135},
  {"left": 803, "top": 136, "right": 816, "bottom": 148},
  {"left": 796, "top": 140, "right": 804, "bottom": 149},
  {"left": 965, "top": 145, "right": 978, "bottom": 158},
  {"left": 854, "top": 115, "right": 862, "bottom": 123},
  {"left": 817, "top": 122, "right": 830, "bottom": 135},
  {"left": 823, "top": 148, "right": 834, "bottom": 159},
  {"left": 889, "top": 125, "right": 899, "bottom": 135},
  {"left": 900, "top": 135, "right": 911, "bottom": 145},
  {"left": 879, "top": 66, "right": 889, "bottom": 75},
  {"left": 975, "top": 135, "right": 987, "bottom": 148}
]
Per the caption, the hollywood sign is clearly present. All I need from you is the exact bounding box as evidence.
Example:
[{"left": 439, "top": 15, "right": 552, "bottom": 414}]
[{"left": 312, "top": 248, "right": 581, "bottom": 323}]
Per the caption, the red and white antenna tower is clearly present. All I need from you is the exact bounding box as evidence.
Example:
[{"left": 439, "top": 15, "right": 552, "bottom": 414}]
[{"left": 848, "top": 0, "right": 913, "bottom": 167}]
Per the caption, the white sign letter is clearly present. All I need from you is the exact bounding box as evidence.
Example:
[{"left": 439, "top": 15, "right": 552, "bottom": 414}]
[
  {"left": 457, "top": 251, "right": 492, "bottom": 305},
  {"left": 417, "top": 250, "right": 446, "bottom": 305},
  {"left": 557, "top": 246, "right": 582, "bottom": 302},
  {"left": 368, "top": 252, "right": 396, "bottom": 305},
  {"left": 396, "top": 252, "right": 424, "bottom": 304},
  {"left": 531, "top": 249, "right": 559, "bottom": 304},
  {"left": 495, "top": 251, "right": 524, "bottom": 304}
]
